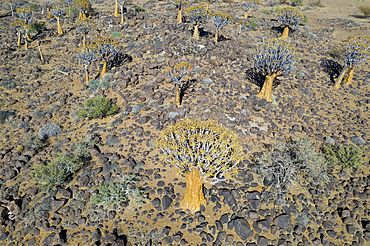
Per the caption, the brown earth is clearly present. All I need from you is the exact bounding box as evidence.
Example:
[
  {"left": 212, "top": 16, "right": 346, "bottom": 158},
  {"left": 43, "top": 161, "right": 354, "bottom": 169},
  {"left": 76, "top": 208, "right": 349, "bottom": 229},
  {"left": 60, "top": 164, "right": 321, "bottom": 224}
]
[{"left": 0, "top": 0, "right": 370, "bottom": 245}]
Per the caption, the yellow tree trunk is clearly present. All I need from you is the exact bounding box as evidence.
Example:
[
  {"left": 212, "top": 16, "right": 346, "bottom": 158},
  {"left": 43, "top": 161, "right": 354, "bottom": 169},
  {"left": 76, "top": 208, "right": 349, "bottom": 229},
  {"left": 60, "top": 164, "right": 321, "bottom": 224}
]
[
  {"left": 83, "top": 33, "right": 87, "bottom": 46},
  {"left": 214, "top": 31, "right": 219, "bottom": 44},
  {"left": 85, "top": 69, "right": 89, "bottom": 84},
  {"left": 344, "top": 67, "right": 354, "bottom": 85},
  {"left": 79, "top": 11, "right": 82, "bottom": 19},
  {"left": 256, "top": 73, "right": 278, "bottom": 102},
  {"left": 175, "top": 88, "right": 181, "bottom": 106},
  {"left": 114, "top": 0, "right": 120, "bottom": 17},
  {"left": 47, "top": 8, "right": 51, "bottom": 18},
  {"left": 180, "top": 168, "right": 206, "bottom": 212},
  {"left": 26, "top": 32, "right": 32, "bottom": 41},
  {"left": 281, "top": 26, "right": 289, "bottom": 39},
  {"left": 244, "top": 9, "right": 252, "bottom": 19},
  {"left": 177, "top": 9, "right": 182, "bottom": 24},
  {"left": 334, "top": 67, "right": 348, "bottom": 89},
  {"left": 57, "top": 17, "right": 63, "bottom": 35},
  {"left": 24, "top": 40, "right": 28, "bottom": 50},
  {"left": 17, "top": 32, "right": 21, "bottom": 47},
  {"left": 206, "top": 0, "right": 210, "bottom": 11},
  {"left": 193, "top": 24, "right": 199, "bottom": 39},
  {"left": 101, "top": 60, "right": 108, "bottom": 78},
  {"left": 38, "top": 47, "right": 44, "bottom": 61},
  {"left": 121, "top": 6, "right": 124, "bottom": 24}
]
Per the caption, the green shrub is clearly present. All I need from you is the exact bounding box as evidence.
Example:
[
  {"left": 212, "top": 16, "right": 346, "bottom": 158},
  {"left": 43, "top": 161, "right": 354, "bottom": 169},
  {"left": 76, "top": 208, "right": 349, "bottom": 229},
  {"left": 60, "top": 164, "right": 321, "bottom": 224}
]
[
  {"left": 256, "top": 137, "right": 327, "bottom": 203},
  {"left": 78, "top": 96, "right": 118, "bottom": 119},
  {"left": 247, "top": 17, "right": 259, "bottom": 31},
  {"left": 262, "top": 9, "right": 270, "bottom": 14},
  {"left": 74, "top": 134, "right": 99, "bottom": 158},
  {"left": 291, "top": 0, "right": 303, "bottom": 6},
  {"left": 274, "top": 7, "right": 281, "bottom": 12},
  {"left": 323, "top": 144, "right": 367, "bottom": 170},
  {"left": 23, "top": 133, "right": 44, "bottom": 152},
  {"left": 91, "top": 174, "right": 149, "bottom": 207},
  {"left": 135, "top": 5, "right": 145, "bottom": 12},
  {"left": 110, "top": 32, "right": 122, "bottom": 38},
  {"left": 303, "top": 14, "right": 308, "bottom": 22},
  {"left": 358, "top": 5, "right": 370, "bottom": 18},
  {"left": 88, "top": 79, "right": 110, "bottom": 91},
  {"left": 29, "top": 22, "right": 46, "bottom": 35},
  {"left": 30, "top": 4, "right": 39, "bottom": 11},
  {"left": 32, "top": 154, "right": 83, "bottom": 188}
]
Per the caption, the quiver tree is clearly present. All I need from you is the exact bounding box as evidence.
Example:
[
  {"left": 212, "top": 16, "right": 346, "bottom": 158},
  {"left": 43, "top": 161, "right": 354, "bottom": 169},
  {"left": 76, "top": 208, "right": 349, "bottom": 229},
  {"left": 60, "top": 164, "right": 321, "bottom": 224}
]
[
  {"left": 252, "top": 40, "right": 299, "bottom": 102},
  {"left": 77, "top": 45, "right": 97, "bottom": 84},
  {"left": 2, "top": 0, "right": 14, "bottom": 16},
  {"left": 20, "top": 23, "right": 30, "bottom": 49},
  {"left": 95, "top": 37, "right": 120, "bottom": 77},
  {"left": 185, "top": 6, "right": 209, "bottom": 39},
  {"left": 114, "top": 0, "right": 120, "bottom": 17},
  {"left": 116, "top": 0, "right": 127, "bottom": 24},
  {"left": 170, "top": 0, "right": 192, "bottom": 24},
  {"left": 16, "top": 7, "right": 33, "bottom": 40},
  {"left": 166, "top": 62, "right": 192, "bottom": 106},
  {"left": 334, "top": 34, "right": 370, "bottom": 89},
  {"left": 240, "top": 0, "right": 259, "bottom": 19},
  {"left": 76, "top": 18, "right": 95, "bottom": 45},
  {"left": 156, "top": 118, "right": 243, "bottom": 212},
  {"left": 11, "top": 20, "right": 26, "bottom": 47},
  {"left": 41, "top": 0, "right": 55, "bottom": 18},
  {"left": 74, "top": 0, "right": 91, "bottom": 19},
  {"left": 209, "top": 12, "right": 232, "bottom": 44},
  {"left": 278, "top": 6, "right": 303, "bottom": 39},
  {"left": 64, "top": 0, "right": 74, "bottom": 17},
  {"left": 50, "top": 6, "right": 65, "bottom": 35}
]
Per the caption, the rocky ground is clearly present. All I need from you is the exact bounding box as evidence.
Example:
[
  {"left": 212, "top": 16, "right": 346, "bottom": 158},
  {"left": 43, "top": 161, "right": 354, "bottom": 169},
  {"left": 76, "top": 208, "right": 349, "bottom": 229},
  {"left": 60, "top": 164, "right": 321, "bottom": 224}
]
[{"left": 0, "top": 0, "right": 370, "bottom": 245}]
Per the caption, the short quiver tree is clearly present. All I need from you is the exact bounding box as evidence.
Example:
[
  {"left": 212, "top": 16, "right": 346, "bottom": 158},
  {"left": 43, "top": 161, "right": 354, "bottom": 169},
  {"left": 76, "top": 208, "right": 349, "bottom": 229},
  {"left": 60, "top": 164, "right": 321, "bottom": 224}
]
[
  {"left": 185, "top": 6, "right": 209, "bottom": 39},
  {"left": 116, "top": 0, "right": 126, "bottom": 24},
  {"left": 50, "top": 6, "right": 65, "bottom": 35},
  {"left": 95, "top": 37, "right": 120, "bottom": 77},
  {"left": 278, "top": 6, "right": 303, "bottom": 39},
  {"left": 170, "top": 0, "right": 192, "bottom": 24},
  {"left": 252, "top": 40, "right": 299, "bottom": 102},
  {"left": 166, "top": 62, "right": 192, "bottom": 106},
  {"left": 334, "top": 34, "right": 370, "bottom": 89},
  {"left": 41, "top": 0, "right": 55, "bottom": 18},
  {"left": 209, "top": 12, "right": 232, "bottom": 44},
  {"left": 74, "top": 0, "right": 91, "bottom": 19},
  {"left": 16, "top": 7, "right": 33, "bottom": 40},
  {"left": 77, "top": 45, "right": 97, "bottom": 84},
  {"left": 76, "top": 18, "right": 95, "bottom": 45},
  {"left": 240, "top": 0, "right": 259, "bottom": 19},
  {"left": 156, "top": 118, "right": 243, "bottom": 212},
  {"left": 11, "top": 19, "right": 26, "bottom": 47}
]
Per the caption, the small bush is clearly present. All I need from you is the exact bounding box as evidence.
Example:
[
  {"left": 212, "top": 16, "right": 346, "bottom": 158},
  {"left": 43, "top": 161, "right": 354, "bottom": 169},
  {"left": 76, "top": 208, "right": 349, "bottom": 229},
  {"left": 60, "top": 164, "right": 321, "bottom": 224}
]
[
  {"left": 88, "top": 79, "right": 111, "bottom": 91},
  {"left": 23, "top": 133, "right": 44, "bottom": 152},
  {"left": 262, "top": 9, "right": 270, "bottom": 14},
  {"left": 78, "top": 96, "right": 118, "bottom": 119},
  {"left": 135, "top": 5, "right": 145, "bottom": 12},
  {"left": 110, "top": 32, "right": 122, "bottom": 38},
  {"left": 323, "top": 144, "right": 367, "bottom": 170},
  {"left": 30, "top": 4, "right": 39, "bottom": 11},
  {"left": 309, "top": 0, "right": 324, "bottom": 7},
  {"left": 32, "top": 154, "right": 83, "bottom": 188},
  {"left": 358, "top": 5, "right": 370, "bottom": 18},
  {"left": 74, "top": 134, "right": 99, "bottom": 158},
  {"left": 91, "top": 174, "right": 149, "bottom": 207},
  {"left": 29, "top": 22, "right": 46, "bottom": 35},
  {"left": 291, "top": 0, "right": 303, "bottom": 6},
  {"left": 274, "top": 6, "right": 281, "bottom": 12},
  {"left": 256, "top": 138, "right": 327, "bottom": 203},
  {"left": 247, "top": 17, "right": 259, "bottom": 31},
  {"left": 303, "top": 14, "right": 308, "bottom": 22}
]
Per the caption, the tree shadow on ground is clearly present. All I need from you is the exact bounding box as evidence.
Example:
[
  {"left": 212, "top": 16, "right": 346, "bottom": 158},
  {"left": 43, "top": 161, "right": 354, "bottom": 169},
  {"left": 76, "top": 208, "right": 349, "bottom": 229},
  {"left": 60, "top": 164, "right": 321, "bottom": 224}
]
[
  {"left": 109, "top": 52, "right": 133, "bottom": 69},
  {"left": 245, "top": 68, "right": 281, "bottom": 89},
  {"left": 319, "top": 58, "right": 342, "bottom": 85}
]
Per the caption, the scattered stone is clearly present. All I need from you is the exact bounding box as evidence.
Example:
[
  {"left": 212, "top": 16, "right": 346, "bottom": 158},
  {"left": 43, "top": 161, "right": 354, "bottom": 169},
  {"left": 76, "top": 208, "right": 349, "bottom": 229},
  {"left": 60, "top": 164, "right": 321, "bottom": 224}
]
[
  {"left": 162, "top": 195, "right": 172, "bottom": 210},
  {"left": 273, "top": 214, "right": 289, "bottom": 229},
  {"left": 204, "top": 78, "right": 213, "bottom": 84},
  {"left": 233, "top": 218, "right": 252, "bottom": 240},
  {"left": 350, "top": 136, "right": 366, "bottom": 146},
  {"left": 38, "top": 124, "right": 62, "bottom": 139}
]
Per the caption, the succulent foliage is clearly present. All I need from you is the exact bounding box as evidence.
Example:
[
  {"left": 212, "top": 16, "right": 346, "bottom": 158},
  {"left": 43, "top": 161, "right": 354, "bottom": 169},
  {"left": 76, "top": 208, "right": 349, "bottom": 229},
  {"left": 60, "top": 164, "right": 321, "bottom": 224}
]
[
  {"left": 91, "top": 174, "right": 149, "bottom": 207},
  {"left": 240, "top": 0, "right": 259, "bottom": 14},
  {"left": 156, "top": 118, "right": 243, "bottom": 184},
  {"left": 95, "top": 37, "right": 120, "bottom": 62},
  {"left": 185, "top": 6, "right": 209, "bottom": 24},
  {"left": 166, "top": 62, "right": 192, "bottom": 89},
  {"left": 342, "top": 34, "right": 370, "bottom": 68},
  {"left": 50, "top": 6, "right": 65, "bottom": 17},
  {"left": 278, "top": 6, "right": 303, "bottom": 27},
  {"left": 16, "top": 7, "right": 33, "bottom": 23},
  {"left": 78, "top": 96, "right": 118, "bottom": 119},
  {"left": 77, "top": 45, "right": 97, "bottom": 69},
  {"left": 170, "top": 0, "right": 192, "bottom": 9},
  {"left": 252, "top": 40, "right": 299, "bottom": 76},
  {"left": 76, "top": 18, "right": 95, "bottom": 34},
  {"left": 210, "top": 12, "right": 233, "bottom": 32}
]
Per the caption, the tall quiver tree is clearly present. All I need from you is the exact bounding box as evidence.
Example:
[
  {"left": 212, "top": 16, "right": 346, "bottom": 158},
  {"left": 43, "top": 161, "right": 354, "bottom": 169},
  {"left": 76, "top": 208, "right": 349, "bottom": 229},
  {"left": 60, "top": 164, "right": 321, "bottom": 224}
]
[
  {"left": 252, "top": 40, "right": 299, "bottom": 102},
  {"left": 185, "top": 6, "right": 209, "bottom": 40},
  {"left": 114, "top": 0, "right": 120, "bottom": 17},
  {"left": 209, "top": 12, "right": 232, "bottom": 44},
  {"left": 156, "top": 118, "right": 243, "bottom": 212},
  {"left": 41, "top": 0, "right": 55, "bottom": 18},
  {"left": 20, "top": 22, "right": 30, "bottom": 49},
  {"left": 16, "top": 7, "right": 33, "bottom": 41},
  {"left": 95, "top": 37, "right": 120, "bottom": 77},
  {"left": 11, "top": 20, "right": 26, "bottom": 47},
  {"left": 50, "top": 6, "right": 65, "bottom": 35},
  {"left": 166, "top": 62, "right": 192, "bottom": 106},
  {"left": 278, "top": 7, "right": 303, "bottom": 39},
  {"left": 334, "top": 34, "right": 370, "bottom": 89},
  {"left": 77, "top": 45, "right": 97, "bottom": 84},
  {"left": 76, "top": 18, "right": 95, "bottom": 45},
  {"left": 240, "top": 0, "right": 259, "bottom": 19},
  {"left": 170, "top": 0, "right": 192, "bottom": 24},
  {"left": 116, "top": 0, "right": 126, "bottom": 24}
]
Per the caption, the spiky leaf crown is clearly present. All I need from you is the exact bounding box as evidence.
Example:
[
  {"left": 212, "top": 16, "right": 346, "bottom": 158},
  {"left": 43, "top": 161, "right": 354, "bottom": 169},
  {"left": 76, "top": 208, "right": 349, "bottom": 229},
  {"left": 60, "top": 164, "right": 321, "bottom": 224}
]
[
  {"left": 166, "top": 62, "right": 192, "bottom": 89},
  {"left": 76, "top": 18, "right": 95, "bottom": 34},
  {"left": 16, "top": 7, "right": 33, "bottom": 23},
  {"left": 342, "top": 34, "right": 370, "bottom": 67},
  {"left": 94, "top": 37, "right": 120, "bottom": 61},
  {"left": 74, "top": 0, "right": 91, "bottom": 11},
  {"left": 252, "top": 39, "right": 299, "bottom": 76},
  {"left": 278, "top": 6, "right": 303, "bottom": 27},
  {"left": 156, "top": 118, "right": 244, "bottom": 184},
  {"left": 77, "top": 45, "right": 97, "bottom": 67},
  {"left": 185, "top": 6, "right": 209, "bottom": 24},
  {"left": 170, "top": 0, "right": 192, "bottom": 9},
  {"left": 50, "top": 6, "right": 65, "bottom": 17},
  {"left": 210, "top": 12, "right": 233, "bottom": 32},
  {"left": 11, "top": 19, "right": 27, "bottom": 31},
  {"left": 240, "top": 0, "right": 259, "bottom": 12},
  {"left": 40, "top": 0, "right": 55, "bottom": 8}
]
